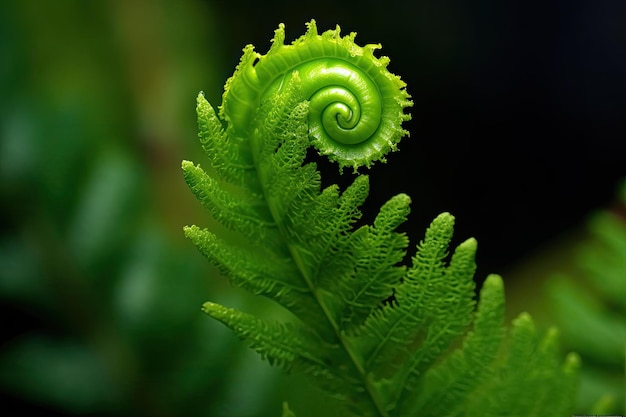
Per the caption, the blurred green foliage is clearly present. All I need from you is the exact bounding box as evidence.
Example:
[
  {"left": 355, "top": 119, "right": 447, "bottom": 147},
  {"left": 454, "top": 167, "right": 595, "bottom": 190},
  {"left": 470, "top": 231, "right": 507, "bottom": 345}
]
[
  {"left": 0, "top": 1, "right": 302, "bottom": 416},
  {"left": 549, "top": 181, "right": 626, "bottom": 415}
]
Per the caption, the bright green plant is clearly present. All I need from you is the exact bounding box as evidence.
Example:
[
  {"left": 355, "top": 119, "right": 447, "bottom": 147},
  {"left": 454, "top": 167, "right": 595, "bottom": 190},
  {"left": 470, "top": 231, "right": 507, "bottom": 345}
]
[{"left": 183, "top": 21, "right": 579, "bottom": 416}]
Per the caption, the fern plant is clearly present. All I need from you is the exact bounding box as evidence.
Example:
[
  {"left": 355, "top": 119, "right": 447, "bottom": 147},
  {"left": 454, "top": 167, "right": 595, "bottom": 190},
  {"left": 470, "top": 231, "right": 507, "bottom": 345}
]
[
  {"left": 183, "top": 20, "right": 579, "bottom": 416},
  {"left": 549, "top": 180, "right": 626, "bottom": 415}
]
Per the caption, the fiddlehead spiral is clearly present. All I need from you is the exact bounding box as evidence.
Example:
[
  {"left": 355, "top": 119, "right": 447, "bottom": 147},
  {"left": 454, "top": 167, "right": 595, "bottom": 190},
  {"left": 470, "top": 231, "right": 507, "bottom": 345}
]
[
  {"left": 221, "top": 20, "right": 413, "bottom": 171},
  {"left": 185, "top": 21, "right": 580, "bottom": 417}
]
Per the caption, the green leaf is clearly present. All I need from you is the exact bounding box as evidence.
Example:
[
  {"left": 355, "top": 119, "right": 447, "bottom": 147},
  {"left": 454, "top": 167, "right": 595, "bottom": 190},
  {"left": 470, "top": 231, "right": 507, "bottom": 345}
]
[{"left": 183, "top": 20, "right": 579, "bottom": 417}]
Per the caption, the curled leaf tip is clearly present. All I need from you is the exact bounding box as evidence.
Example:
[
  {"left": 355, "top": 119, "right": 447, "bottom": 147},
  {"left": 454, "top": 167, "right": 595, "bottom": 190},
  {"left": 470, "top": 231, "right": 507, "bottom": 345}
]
[{"left": 221, "top": 20, "right": 412, "bottom": 170}]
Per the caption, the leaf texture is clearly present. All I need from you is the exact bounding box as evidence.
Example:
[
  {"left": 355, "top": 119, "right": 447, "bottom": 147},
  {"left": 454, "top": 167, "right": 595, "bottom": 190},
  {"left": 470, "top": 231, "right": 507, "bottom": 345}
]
[{"left": 183, "top": 20, "right": 579, "bottom": 417}]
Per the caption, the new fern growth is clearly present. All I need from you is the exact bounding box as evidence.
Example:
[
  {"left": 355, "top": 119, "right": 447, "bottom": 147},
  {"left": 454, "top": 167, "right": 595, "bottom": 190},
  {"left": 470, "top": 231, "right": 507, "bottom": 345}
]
[{"left": 183, "top": 21, "right": 579, "bottom": 416}]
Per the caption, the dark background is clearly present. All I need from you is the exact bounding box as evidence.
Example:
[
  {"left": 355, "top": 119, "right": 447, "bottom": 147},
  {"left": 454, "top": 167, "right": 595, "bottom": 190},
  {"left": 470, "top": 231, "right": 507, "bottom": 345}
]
[
  {"left": 212, "top": 0, "right": 626, "bottom": 280},
  {"left": 1, "top": 0, "right": 624, "bottom": 416}
]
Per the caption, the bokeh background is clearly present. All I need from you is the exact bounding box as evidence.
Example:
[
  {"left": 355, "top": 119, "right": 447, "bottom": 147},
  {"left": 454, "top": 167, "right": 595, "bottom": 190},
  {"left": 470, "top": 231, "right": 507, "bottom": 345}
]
[{"left": 1, "top": 0, "right": 624, "bottom": 416}]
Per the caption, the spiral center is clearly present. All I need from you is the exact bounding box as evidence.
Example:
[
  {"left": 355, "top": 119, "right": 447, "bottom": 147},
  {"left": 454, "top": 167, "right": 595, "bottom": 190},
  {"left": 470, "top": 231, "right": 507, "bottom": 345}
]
[
  {"left": 262, "top": 59, "right": 383, "bottom": 148},
  {"left": 334, "top": 104, "right": 353, "bottom": 129}
]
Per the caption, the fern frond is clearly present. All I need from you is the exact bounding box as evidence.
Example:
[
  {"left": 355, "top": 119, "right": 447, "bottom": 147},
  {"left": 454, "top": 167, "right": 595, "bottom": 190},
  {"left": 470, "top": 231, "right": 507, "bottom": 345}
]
[
  {"left": 324, "top": 193, "right": 410, "bottom": 333},
  {"left": 549, "top": 179, "right": 626, "bottom": 414},
  {"left": 580, "top": 209, "right": 626, "bottom": 307},
  {"left": 360, "top": 213, "right": 475, "bottom": 381},
  {"left": 202, "top": 302, "right": 339, "bottom": 379},
  {"left": 196, "top": 93, "right": 256, "bottom": 186},
  {"left": 182, "top": 160, "right": 277, "bottom": 245},
  {"left": 183, "top": 225, "right": 327, "bottom": 326},
  {"left": 406, "top": 274, "right": 507, "bottom": 416},
  {"left": 480, "top": 315, "right": 580, "bottom": 417},
  {"left": 183, "top": 21, "right": 579, "bottom": 417}
]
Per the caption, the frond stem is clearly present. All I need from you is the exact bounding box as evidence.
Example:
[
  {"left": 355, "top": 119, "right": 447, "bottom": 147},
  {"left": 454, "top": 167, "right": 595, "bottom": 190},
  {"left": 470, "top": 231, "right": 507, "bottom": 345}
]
[
  {"left": 251, "top": 136, "right": 388, "bottom": 417},
  {"left": 288, "top": 238, "right": 389, "bottom": 417}
]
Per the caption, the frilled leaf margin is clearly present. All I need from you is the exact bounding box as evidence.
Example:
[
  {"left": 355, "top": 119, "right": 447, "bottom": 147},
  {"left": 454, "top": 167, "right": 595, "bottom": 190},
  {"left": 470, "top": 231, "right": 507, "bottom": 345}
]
[{"left": 183, "top": 20, "right": 579, "bottom": 417}]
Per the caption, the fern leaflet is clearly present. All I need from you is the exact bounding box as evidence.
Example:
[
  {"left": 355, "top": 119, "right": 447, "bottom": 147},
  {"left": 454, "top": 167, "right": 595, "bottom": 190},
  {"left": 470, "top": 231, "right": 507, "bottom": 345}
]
[{"left": 183, "top": 21, "right": 579, "bottom": 417}]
